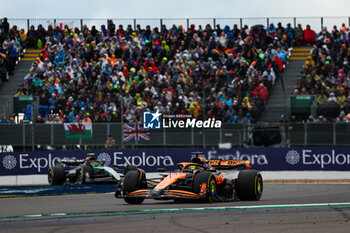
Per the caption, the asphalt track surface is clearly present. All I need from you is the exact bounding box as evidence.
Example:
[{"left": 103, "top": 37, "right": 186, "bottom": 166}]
[{"left": 1, "top": 184, "right": 350, "bottom": 233}]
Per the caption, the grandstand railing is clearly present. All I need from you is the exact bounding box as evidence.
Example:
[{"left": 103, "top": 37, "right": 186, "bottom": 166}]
[
  {"left": 0, "top": 123, "right": 349, "bottom": 148},
  {"left": 7, "top": 17, "right": 350, "bottom": 33}
]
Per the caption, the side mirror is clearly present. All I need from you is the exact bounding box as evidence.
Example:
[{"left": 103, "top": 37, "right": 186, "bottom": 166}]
[{"left": 157, "top": 168, "right": 166, "bottom": 172}]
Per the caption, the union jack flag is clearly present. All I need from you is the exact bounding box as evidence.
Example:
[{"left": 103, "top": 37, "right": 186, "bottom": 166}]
[{"left": 123, "top": 124, "right": 150, "bottom": 142}]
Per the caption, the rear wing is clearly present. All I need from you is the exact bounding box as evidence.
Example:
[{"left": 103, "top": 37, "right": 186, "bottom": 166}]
[
  {"left": 208, "top": 159, "right": 251, "bottom": 170},
  {"left": 57, "top": 159, "right": 85, "bottom": 166}
]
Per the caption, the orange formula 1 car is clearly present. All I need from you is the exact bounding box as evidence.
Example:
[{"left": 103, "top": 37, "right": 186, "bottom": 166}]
[{"left": 115, "top": 152, "right": 263, "bottom": 204}]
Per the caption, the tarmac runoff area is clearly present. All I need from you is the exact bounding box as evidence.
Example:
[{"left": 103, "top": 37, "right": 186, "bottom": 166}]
[{"left": 0, "top": 183, "right": 350, "bottom": 233}]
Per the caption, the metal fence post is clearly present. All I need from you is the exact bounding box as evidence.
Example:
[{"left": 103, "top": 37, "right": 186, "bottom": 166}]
[
  {"left": 31, "top": 123, "right": 34, "bottom": 151},
  {"left": 160, "top": 18, "right": 162, "bottom": 29},
  {"left": 187, "top": 18, "right": 189, "bottom": 30},
  {"left": 203, "top": 128, "right": 206, "bottom": 149},
  {"left": 243, "top": 124, "right": 247, "bottom": 147},
  {"left": 321, "top": 17, "right": 324, "bottom": 30},
  {"left": 27, "top": 19, "right": 30, "bottom": 32},
  {"left": 348, "top": 17, "right": 350, "bottom": 27},
  {"left": 267, "top": 18, "right": 269, "bottom": 28},
  {"left": 80, "top": 19, "right": 83, "bottom": 29},
  {"left": 333, "top": 123, "right": 336, "bottom": 145},
  {"left": 5, "top": 100, "right": 8, "bottom": 116},
  {"left": 54, "top": 19, "right": 56, "bottom": 28},
  {"left": 51, "top": 124, "right": 54, "bottom": 146},
  {"left": 121, "top": 123, "right": 124, "bottom": 149},
  {"left": 163, "top": 127, "right": 166, "bottom": 147},
  {"left": 304, "top": 123, "right": 307, "bottom": 145},
  {"left": 133, "top": 19, "right": 136, "bottom": 30},
  {"left": 107, "top": 123, "right": 110, "bottom": 138},
  {"left": 213, "top": 18, "right": 216, "bottom": 29},
  {"left": 191, "top": 127, "right": 194, "bottom": 146},
  {"left": 240, "top": 18, "right": 243, "bottom": 29},
  {"left": 22, "top": 123, "right": 25, "bottom": 150},
  {"left": 9, "top": 97, "right": 12, "bottom": 116},
  {"left": 294, "top": 17, "right": 296, "bottom": 28}
]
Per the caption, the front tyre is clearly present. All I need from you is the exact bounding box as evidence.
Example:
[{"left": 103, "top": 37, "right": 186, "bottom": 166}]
[
  {"left": 77, "top": 165, "right": 92, "bottom": 184},
  {"left": 193, "top": 171, "right": 217, "bottom": 202},
  {"left": 48, "top": 167, "right": 66, "bottom": 185},
  {"left": 236, "top": 170, "right": 263, "bottom": 201},
  {"left": 123, "top": 169, "right": 147, "bottom": 204}
]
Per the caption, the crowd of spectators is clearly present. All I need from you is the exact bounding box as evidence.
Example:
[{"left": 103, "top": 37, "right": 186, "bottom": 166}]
[
  {"left": 3, "top": 19, "right": 350, "bottom": 125},
  {"left": 292, "top": 23, "right": 350, "bottom": 122},
  {"left": 11, "top": 20, "right": 294, "bottom": 124},
  {"left": 0, "top": 17, "right": 24, "bottom": 86}
]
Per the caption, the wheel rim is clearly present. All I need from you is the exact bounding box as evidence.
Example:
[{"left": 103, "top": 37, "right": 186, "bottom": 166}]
[
  {"left": 48, "top": 169, "right": 53, "bottom": 184},
  {"left": 209, "top": 178, "right": 216, "bottom": 197},
  {"left": 255, "top": 175, "right": 263, "bottom": 198},
  {"left": 78, "top": 168, "right": 83, "bottom": 184}
]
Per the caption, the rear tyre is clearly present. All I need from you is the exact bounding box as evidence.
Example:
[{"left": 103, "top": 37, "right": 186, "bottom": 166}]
[
  {"left": 78, "top": 165, "right": 93, "bottom": 184},
  {"left": 193, "top": 171, "right": 217, "bottom": 202},
  {"left": 236, "top": 170, "right": 263, "bottom": 201},
  {"left": 48, "top": 167, "right": 66, "bottom": 185},
  {"left": 123, "top": 170, "right": 147, "bottom": 204}
]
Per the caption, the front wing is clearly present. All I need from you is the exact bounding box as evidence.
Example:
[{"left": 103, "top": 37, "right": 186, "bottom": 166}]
[{"left": 117, "top": 189, "right": 201, "bottom": 200}]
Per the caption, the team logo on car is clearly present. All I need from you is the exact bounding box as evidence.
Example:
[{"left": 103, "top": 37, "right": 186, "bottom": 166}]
[
  {"left": 143, "top": 110, "right": 162, "bottom": 129},
  {"left": 285, "top": 150, "right": 300, "bottom": 165},
  {"left": 97, "top": 152, "right": 112, "bottom": 166},
  {"left": 2, "top": 155, "right": 17, "bottom": 170}
]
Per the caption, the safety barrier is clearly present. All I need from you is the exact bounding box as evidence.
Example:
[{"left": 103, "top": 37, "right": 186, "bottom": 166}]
[{"left": 1, "top": 148, "right": 350, "bottom": 176}]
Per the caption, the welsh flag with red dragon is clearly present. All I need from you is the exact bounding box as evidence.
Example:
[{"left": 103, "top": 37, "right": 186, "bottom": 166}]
[{"left": 64, "top": 123, "right": 93, "bottom": 138}]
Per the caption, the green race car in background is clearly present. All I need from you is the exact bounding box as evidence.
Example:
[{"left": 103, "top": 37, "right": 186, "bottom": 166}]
[{"left": 48, "top": 154, "right": 122, "bottom": 185}]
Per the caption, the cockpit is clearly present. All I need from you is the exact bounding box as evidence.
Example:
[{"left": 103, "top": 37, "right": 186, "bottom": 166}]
[{"left": 176, "top": 163, "right": 205, "bottom": 173}]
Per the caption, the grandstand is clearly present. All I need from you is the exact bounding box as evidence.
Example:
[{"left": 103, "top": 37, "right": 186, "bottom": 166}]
[{"left": 1, "top": 17, "right": 350, "bottom": 149}]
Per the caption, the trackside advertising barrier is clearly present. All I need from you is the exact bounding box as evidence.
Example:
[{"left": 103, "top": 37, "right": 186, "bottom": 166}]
[{"left": 1, "top": 148, "right": 350, "bottom": 176}]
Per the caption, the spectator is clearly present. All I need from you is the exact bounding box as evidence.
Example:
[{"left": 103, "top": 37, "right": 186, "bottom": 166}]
[
  {"left": 316, "top": 115, "right": 327, "bottom": 123},
  {"left": 35, "top": 115, "right": 45, "bottom": 123},
  {"left": 105, "top": 134, "right": 116, "bottom": 149},
  {"left": 33, "top": 76, "right": 42, "bottom": 87},
  {"left": 285, "top": 23, "right": 295, "bottom": 43},
  {"left": 9, "top": 117, "right": 16, "bottom": 124},
  {"left": 303, "top": 25, "right": 316, "bottom": 45},
  {"left": 45, "top": 115, "right": 54, "bottom": 123},
  {"left": 0, "top": 116, "right": 9, "bottom": 124},
  {"left": 266, "top": 24, "right": 277, "bottom": 37},
  {"left": 82, "top": 114, "right": 92, "bottom": 123},
  {"left": 317, "top": 93, "right": 328, "bottom": 105},
  {"left": 328, "top": 92, "right": 337, "bottom": 102},
  {"left": 307, "top": 115, "right": 315, "bottom": 123},
  {"left": 19, "top": 28, "right": 27, "bottom": 47},
  {"left": 26, "top": 25, "right": 37, "bottom": 48},
  {"left": 294, "top": 24, "right": 303, "bottom": 46},
  {"left": 0, "top": 18, "right": 9, "bottom": 41},
  {"left": 23, "top": 104, "right": 32, "bottom": 122},
  {"left": 38, "top": 93, "right": 49, "bottom": 116},
  {"left": 74, "top": 115, "right": 81, "bottom": 123},
  {"left": 0, "top": 54, "right": 7, "bottom": 84}
]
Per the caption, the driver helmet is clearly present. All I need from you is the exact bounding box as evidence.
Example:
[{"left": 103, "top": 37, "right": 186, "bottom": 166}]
[{"left": 85, "top": 156, "right": 96, "bottom": 163}]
